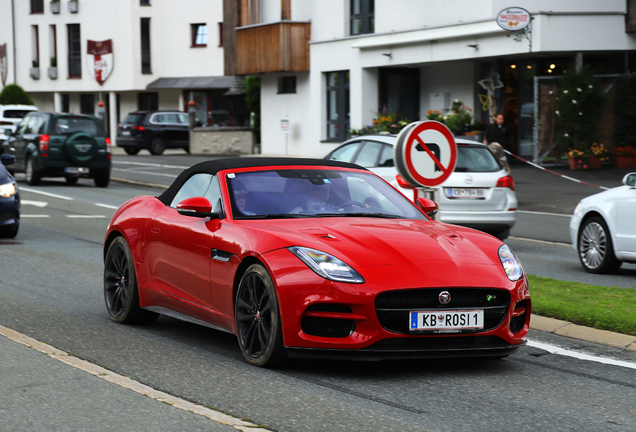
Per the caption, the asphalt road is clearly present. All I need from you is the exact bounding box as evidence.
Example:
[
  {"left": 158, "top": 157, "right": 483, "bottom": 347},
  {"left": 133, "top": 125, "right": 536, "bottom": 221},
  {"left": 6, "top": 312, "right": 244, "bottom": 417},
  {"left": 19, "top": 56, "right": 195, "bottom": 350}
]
[{"left": 1, "top": 169, "right": 635, "bottom": 431}]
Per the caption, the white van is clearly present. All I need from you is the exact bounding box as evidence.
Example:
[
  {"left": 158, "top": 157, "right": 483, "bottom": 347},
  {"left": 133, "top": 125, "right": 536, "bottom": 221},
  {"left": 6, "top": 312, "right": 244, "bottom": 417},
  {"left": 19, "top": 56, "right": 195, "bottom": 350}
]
[{"left": 0, "top": 104, "right": 39, "bottom": 144}]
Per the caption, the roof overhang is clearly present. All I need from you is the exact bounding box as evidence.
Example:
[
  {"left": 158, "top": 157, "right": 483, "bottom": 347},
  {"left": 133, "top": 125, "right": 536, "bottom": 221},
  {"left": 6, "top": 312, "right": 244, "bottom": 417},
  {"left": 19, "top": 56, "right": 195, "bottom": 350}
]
[{"left": 146, "top": 76, "right": 235, "bottom": 90}]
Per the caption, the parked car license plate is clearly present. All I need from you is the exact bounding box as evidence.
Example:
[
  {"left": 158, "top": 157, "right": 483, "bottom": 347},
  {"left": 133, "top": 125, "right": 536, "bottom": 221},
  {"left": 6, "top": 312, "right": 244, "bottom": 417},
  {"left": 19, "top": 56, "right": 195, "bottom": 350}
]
[
  {"left": 65, "top": 167, "right": 89, "bottom": 174},
  {"left": 409, "top": 310, "right": 484, "bottom": 331},
  {"left": 447, "top": 188, "right": 486, "bottom": 199},
  {"left": 121, "top": 130, "right": 131, "bottom": 136}
]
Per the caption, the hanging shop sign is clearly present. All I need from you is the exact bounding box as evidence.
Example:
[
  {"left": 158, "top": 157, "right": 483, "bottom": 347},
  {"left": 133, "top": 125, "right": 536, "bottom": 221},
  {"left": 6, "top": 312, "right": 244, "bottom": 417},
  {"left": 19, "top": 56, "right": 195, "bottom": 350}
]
[
  {"left": 87, "top": 39, "right": 113, "bottom": 85},
  {"left": 496, "top": 7, "right": 531, "bottom": 31}
]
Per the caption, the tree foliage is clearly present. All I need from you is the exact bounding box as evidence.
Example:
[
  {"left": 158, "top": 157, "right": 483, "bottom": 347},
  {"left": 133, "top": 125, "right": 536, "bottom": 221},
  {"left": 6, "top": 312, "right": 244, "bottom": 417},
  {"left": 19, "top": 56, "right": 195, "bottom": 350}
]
[
  {"left": 613, "top": 73, "right": 636, "bottom": 148},
  {"left": 0, "top": 84, "right": 35, "bottom": 105}
]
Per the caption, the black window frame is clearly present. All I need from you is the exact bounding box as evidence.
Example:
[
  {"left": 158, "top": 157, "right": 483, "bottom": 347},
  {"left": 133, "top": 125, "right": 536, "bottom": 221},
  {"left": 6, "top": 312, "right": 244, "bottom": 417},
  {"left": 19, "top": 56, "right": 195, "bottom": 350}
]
[
  {"left": 80, "top": 94, "right": 95, "bottom": 115},
  {"left": 326, "top": 71, "right": 350, "bottom": 142},
  {"left": 191, "top": 23, "right": 208, "bottom": 47},
  {"left": 350, "top": 0, "right": 374, "bottom": 36},
  {"left": 67, "top": 24, "right": 81, "bottom": 78},
  {"left": 141, "top": 17, "right": 152, "bottom": 74},
  {"left": 31, "top": 0, "right": 44, "bottom": 13},
  {"left": 140, "top": 0, "right": 151, "bottom": 5},
  {"left": 277, "top": 76, "right": 297, "bottom": 94}
]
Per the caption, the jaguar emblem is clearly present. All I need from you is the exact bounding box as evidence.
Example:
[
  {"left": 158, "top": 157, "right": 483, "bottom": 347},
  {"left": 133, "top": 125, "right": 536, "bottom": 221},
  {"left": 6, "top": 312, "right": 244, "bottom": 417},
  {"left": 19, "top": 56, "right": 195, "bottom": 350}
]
[{"left": 438, "top": 290, "right": 451, "bottom": 305}]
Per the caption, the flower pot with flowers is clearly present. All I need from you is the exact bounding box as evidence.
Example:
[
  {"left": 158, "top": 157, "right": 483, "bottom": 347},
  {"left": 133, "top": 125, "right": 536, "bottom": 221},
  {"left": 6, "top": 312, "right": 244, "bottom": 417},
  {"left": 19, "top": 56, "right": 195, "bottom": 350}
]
[
  {"left": 612, "top": 146, "right": 636, "bottom": 168},
  {"left": 567, "top": 142, "right": 607, "bottom": 170},
  {"left": 349, "top": 109, "right": 410, "bottom": 138},
  {"left": 444, "top": 100, "right": 473, "bottom": 136}
]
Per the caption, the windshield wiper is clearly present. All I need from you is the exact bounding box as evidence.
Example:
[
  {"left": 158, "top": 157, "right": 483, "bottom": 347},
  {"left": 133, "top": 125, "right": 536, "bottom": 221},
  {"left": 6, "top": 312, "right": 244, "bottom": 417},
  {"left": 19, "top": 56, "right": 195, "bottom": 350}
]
[{"left": 315, "top": 212, "right": 404, "bottom": 219}]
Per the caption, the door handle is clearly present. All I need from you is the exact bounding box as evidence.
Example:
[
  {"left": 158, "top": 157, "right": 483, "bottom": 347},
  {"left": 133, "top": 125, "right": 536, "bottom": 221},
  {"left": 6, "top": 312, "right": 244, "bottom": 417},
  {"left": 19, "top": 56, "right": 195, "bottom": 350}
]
[{"left": 151, "top": 226, "right": 160, "bottom": 234}]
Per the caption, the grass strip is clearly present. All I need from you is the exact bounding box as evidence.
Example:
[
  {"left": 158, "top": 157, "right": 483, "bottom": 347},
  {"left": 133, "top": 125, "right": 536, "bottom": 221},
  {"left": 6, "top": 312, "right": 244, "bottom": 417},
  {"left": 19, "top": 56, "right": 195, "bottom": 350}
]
[{"left": 528, "top": 274, "right": 636, "bottom": 337}]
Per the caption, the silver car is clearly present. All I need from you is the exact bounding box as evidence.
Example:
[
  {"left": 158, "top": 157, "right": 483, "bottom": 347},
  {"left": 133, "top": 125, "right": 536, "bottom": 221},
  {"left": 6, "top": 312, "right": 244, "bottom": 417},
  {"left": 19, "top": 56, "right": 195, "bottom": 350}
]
[{"left": 325, "top": 135, "right": 517, "bottom": 239}]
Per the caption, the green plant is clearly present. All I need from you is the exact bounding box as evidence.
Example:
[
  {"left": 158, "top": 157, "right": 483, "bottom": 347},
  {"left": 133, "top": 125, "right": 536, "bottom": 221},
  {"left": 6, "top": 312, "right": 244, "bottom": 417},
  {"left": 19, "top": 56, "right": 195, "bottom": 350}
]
[
  {"left": 51, "top": 0, "right": 60, "bottom": 3},
  {"left": 554, "top": 68, "right": 604, "bottom": 153},
  {"left": 0, "top": 84, "right": 35, "bottom": 105},
  {"left": 443, "top": 100, "right": 472, "bottom": 134},
  {"left": 426, "top": 110, "right": 445, "bottom": 123},
  {"left": 350, "top": 109, "right": 411, "bottom": 137},
  {"left": 50, "top": 56, "right": 57, "bottom": 67},
  {"left": 32, "top": 59, "right": 39, "bottom": 68}
]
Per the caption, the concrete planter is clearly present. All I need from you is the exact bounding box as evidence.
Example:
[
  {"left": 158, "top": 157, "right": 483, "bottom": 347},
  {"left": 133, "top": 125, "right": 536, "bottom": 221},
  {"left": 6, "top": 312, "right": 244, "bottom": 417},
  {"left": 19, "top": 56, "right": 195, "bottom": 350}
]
[
  {"left": 48, "top": 67, "right": 57, "bottom": 79},
  {"left": 30, "top": 67, "right": 40, "bottom": 80},
  {"left": 50, "top": 2, "right": 60, "bottom": 13},
  {"left": 68, "top": 0, "right": 78, "bottom": 13}
]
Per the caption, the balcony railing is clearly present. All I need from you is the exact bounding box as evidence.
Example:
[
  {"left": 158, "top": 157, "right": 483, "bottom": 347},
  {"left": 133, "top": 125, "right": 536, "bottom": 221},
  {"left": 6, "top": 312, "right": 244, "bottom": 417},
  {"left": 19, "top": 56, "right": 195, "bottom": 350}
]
[{"left": 235, "top": 21, "right": 310, "bottom": 74}]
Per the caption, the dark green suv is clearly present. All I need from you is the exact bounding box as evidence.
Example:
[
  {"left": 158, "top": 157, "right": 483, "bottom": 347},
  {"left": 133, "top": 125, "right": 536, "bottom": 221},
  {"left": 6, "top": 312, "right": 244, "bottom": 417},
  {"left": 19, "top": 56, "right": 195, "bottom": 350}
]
[{"left": 1, "top": 112, "right": 111, "bottom": 187}]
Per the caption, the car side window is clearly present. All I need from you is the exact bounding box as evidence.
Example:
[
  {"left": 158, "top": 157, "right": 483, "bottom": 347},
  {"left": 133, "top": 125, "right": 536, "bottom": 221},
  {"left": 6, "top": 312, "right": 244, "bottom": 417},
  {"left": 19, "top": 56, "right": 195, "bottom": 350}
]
[
  {"left": 378, "top": 144, "right": 394, "bottom": 167},
  {"left": 153, "top": 114, "right": 166, "bottom": 124},
  {"left": 178, "top": 113, "right": 189, "bottom": 124},
  {"left": 328, "top": 142, "right": 361, "bottom": 162},
  {"left": 164, "top": 114, "right": 179, "bottom": 124},
  {"left": 23, "top": 116, "right": 41, "bottom": 134},
  {"left": 353, "top": 141, "right": 383, "bottom": 167},
  {"left": 170, "top": 173, "right": 223, "bottom": 213}
]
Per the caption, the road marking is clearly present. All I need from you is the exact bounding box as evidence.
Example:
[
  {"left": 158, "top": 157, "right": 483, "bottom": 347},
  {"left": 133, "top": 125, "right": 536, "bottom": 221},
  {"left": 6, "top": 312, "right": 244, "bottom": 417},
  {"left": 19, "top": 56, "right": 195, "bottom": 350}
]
[
  {"left": 21, "top": 215, "right": 50, "bottom": 218},
  {"left": 21, "top": 200, "right": 48, "bottom": 208},
  {"left": 528, "top": 340, "right": 636, "bottom": 370},
  {"left": 95, "top": 203, "right": 119, "bottom": 209},
  {"left": 20, "top": 187, "right": 74, "bottom": 200},
  {"left": 517, "top": 210, "right": 571, "bottom": 218},
  {"left": 66, "top": 215, "right": 106, "bottom": 218},
  {"left": 508, "top": 236, "right": 571, "bottom": 247},
  {"left": 0, "top": 325, "right": 270, "bottom": 432}
]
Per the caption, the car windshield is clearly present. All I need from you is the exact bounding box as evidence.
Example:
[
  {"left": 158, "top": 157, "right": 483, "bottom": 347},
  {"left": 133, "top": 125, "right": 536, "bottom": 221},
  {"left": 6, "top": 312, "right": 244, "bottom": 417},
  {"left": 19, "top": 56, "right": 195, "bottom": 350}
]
[
  {"left": 227, "top": 169, "right": 426, "bottom": 220},
  {"left": 51, "top": 117, "right": 107, "bottom": 137},
  {"left": 121, "top": 114, "right": 145, "bottom": 125},
  {"left": 2, "top": 110, "right": 36, "bottom": 119},
  {"left": 455, "top": 145, "right": 501, "bottom": 172}
]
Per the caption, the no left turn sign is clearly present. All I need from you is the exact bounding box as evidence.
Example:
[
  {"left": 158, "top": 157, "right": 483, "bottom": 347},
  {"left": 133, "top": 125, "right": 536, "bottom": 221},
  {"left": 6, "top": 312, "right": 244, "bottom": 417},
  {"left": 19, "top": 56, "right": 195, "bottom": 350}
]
[{"left": 394, "top": 121, "right": 457, "bottom": 187}]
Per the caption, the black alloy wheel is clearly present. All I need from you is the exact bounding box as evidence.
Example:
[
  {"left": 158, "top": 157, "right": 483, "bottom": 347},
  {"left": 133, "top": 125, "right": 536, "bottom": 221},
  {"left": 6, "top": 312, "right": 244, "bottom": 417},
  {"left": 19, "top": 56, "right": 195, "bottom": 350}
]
[
  {"left": 149, "top": 136, "right": 166, "bottom": 155},
  {"left": 124, "top": 147, "right": 140, "bottom": 155},
  {"left": 25, "top": 156, "right": 40, "bottom": 186},
  {"left": 104, "top": 236, "right": 158, "bottom": 325},
  {"left": 235, "top": 264, "right": 285, "bottom": 367},
  {"left": 578, "top": 216, "right": 621, "bottom": 274}
]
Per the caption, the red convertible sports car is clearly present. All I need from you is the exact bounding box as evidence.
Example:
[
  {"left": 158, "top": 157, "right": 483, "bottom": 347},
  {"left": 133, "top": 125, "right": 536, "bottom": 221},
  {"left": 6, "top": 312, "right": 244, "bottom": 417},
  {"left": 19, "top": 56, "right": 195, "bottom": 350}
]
[{"left": 104, "top": 158, "right": 530, "bottom": 367}]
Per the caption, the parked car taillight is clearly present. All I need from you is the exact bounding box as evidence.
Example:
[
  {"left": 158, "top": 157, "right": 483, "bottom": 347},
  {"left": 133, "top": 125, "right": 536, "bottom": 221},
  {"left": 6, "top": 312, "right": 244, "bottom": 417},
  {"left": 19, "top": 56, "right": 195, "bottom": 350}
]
[
  {"left": 133, "top": 125, "right": 145, "bottom": 131},
  {"left": 496, "top": 175, "right": 515, "bottom": 191},
  {"left": 39, "top": 134, "right": 50, "bottom": 153},
  {"left": 0, "top": 121, "right": 13, "bottom": 126},
  {"left": 105, "top": 137, "right": 111, "bottom": 154}
]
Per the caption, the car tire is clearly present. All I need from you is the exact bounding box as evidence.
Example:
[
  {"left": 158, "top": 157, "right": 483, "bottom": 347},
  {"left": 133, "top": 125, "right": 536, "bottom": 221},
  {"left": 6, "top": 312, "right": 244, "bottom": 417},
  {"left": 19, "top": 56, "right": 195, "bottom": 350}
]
[
  {"left": 25, "top": 156, "right": 41, "bottom": 186},
  {"left": 65, "top": 175, "right": 79, "bottom": 185},
  {"left": 235, "top": 264, "right": 286, "bottom": 367},
  {"left": 104, "top": 236, "right": 159, "bottom": 325},
  {"left": 149, "top": 136, "right": 166, "bottom": 156},
  {"left": 578, "top": 216, "right": 621, "bottom": 274},
  {"left": 0, "top": 222, "right": 19, "bottom": 239},
  {"left": 124, "top": 147, "right": 140, "bottom": 156},
  {"left": 93, "top": 170, "right": 110, "bottom": 188}
]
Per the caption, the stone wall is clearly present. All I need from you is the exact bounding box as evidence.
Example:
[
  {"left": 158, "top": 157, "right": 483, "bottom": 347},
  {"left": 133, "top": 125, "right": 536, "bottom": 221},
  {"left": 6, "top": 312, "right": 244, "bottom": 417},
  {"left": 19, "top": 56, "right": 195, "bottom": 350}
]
[{"left": 190, "top": 127, "right": 255, "bottom": 155}]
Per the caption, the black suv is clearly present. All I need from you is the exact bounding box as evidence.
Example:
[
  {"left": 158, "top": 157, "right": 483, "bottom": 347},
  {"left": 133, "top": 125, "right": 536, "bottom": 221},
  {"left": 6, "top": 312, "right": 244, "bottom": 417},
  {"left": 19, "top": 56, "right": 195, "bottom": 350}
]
[
  {"left": 1, "top": 112, "right": 111, "bottom": 187},
  {"left": 116, "top": 111, "right": 197, "bottom": 155}
]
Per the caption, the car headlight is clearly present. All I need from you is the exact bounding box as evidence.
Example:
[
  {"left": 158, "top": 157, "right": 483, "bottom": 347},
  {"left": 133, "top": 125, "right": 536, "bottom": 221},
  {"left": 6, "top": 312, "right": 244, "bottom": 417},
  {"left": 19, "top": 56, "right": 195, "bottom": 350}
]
[
  {"left": 498, "top": 244, "right": 524, "bottom": 281},
  {"left": 0, "top": 182, "right": 16, "bottom": 198},
  {"left": 287, "top": 246, "right": 365, "bottom": 284},
  {"left": 572, "top": 202, "right": 582, "bottom": 218}
]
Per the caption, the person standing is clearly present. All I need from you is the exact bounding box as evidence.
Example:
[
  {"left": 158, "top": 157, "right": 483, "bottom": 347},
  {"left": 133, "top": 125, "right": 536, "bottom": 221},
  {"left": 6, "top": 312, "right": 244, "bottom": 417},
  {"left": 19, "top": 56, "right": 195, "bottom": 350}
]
[{"left": 484, "top": 114, "right": 512, "bottom": 174}]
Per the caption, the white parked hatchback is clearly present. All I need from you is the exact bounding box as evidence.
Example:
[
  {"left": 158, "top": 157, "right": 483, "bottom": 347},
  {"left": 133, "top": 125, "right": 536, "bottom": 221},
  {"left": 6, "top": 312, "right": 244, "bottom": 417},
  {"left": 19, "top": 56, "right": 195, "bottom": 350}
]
[
  {"left": 570, "top": 172, "right": 636, "bottom": 273},
  {"left": 325, "top": 135, "right": 517, "bottom": 239},
  {"left": 0, "top": 104, "right": 39, "bottom": 144}
]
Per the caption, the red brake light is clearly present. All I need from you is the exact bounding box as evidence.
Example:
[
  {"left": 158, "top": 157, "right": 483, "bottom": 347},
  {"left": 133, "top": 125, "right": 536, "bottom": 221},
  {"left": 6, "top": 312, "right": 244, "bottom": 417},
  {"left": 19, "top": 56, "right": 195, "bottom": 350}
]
[
  {"left": 39, "top": 134, "right": 50, "bottom": 152},
  {"left": 496, "top": 175, "right": 515, "bottom": 191},
  {"left": 0, "top": 121, "right": 13, "bottom": 126},
  {"left": 396, "top": 174, "right": 416, "bottom": 189},
  {"left": 105, "top": 137, "right": 111, "bottom": 152},
  {"left": 133, "top": 125, "right": 145, "bottom": 131}
]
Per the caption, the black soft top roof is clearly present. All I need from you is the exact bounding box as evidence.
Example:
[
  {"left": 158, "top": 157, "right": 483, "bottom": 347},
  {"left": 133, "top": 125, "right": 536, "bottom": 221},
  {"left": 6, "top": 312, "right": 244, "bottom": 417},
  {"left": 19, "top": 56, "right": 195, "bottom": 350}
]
[{"left": 157, "top": 157, "right": 365, "bottom": 205}]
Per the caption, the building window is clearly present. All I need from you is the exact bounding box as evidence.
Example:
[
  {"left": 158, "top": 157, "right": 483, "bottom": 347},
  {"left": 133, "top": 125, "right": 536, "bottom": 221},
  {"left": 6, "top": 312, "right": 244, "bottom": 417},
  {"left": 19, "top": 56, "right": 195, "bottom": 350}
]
[
  {"left": 218, "top": 22, "right": 223, "bottom": 47},
  {"left": 67, "top": 24, "right": 81, "bottom": 78},
  {"left": 326, "top": 71, "right": 350, "bottom": 141},
  {"left": 80, "top": 94, "right": 95, "bottom": 115},
  {"left": 140, "top": 0, "right": 150, "bottom": 5},
  {"left": 141, "top": 18, "right": 152, "bottom": 74},
  {"left": 61, "top": 94, "right": 70, "bottom": 113},
  {"left": 138, "top": 93, "right": 158, "bottom": 111},
  {"left": 350, "top": 0, "right": 374, "bottom": 36},
  {"left": 278, "top": 76, "right": 296, "bottom": 94},
  {"left": 191, "top": 23, "right": 207, "bottom": 47},
  {"left": 49, "top": 25, "right": 57, "bottom": 67},
  {"left": 31, "top": 0, "right": 44, "bottom": 13},
  {"left": 31, "top": 25, "right": 40, "bottom": 68}
]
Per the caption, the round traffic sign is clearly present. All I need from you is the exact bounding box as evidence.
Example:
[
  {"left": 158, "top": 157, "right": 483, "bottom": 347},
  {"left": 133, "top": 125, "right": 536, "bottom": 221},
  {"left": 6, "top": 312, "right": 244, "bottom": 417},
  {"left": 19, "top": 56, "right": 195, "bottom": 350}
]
[{"left": 394, "top": 121, "right": 457, "bottom": 187}]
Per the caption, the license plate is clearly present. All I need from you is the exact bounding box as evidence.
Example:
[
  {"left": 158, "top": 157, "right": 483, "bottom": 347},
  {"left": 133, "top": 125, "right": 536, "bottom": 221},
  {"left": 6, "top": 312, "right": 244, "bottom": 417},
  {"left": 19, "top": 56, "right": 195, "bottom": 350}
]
[
  {"left": 121, "top": 130, "right": 131, "bottom": 136},
  {"left": 409, "top": 310, "right": 484, "bottom": 331},
  {"left": 65, "top": 167, "right": 89, "bottom": 174},
  {"left": 447, "top": 188, "right": 486, "bottom": 199}
]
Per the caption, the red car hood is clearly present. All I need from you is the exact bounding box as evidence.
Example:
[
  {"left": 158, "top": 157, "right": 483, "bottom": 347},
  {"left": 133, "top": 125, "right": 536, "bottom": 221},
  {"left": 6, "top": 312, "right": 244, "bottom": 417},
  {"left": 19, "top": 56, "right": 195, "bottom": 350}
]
[{"left": 245, "top": 218, "right": 503, "bottom": 270}]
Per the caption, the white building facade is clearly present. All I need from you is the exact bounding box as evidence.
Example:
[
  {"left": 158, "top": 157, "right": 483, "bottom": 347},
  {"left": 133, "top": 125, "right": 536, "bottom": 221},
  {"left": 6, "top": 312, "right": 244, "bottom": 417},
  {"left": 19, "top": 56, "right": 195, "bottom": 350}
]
[
  {"left": 230, "top": 0, "right": 636, "bottom": 159},
  {"left": 0, "top": 0, "right": 244, "bottom": 143}
]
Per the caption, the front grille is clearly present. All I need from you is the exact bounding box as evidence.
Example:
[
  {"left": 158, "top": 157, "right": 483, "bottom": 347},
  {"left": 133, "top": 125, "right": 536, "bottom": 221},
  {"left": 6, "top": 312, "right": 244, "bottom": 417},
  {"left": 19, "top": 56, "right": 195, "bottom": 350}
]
[
  {"left": 375, "top": 288, "right": 510, "bottom": 334},
  {"left": 301, "top": 304, "right": 355, "bottom": 338}
]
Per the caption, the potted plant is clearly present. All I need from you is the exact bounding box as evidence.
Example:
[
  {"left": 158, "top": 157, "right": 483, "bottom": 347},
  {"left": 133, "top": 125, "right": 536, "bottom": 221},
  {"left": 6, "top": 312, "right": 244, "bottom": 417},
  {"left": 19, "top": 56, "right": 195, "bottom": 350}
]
[
  {"left": 68, "top": 0, "right": 78, "bottom": 13},
  {"left": 567, "top": 142, "right": 607, "bottom": 170},
  {"left": 30, "top": 60, "right": 40, "bottom": 80},
  {"left": 50, "top": 0, "right": 60, "bottom": 14},
  {"left": 48, "top": 56, "right": 57, "bottom": 79},
  {"left": 612, "top": 146, "right": 636, "bottom": 168},
  {"left": 443, "top": 100, "right": 473, "bottom": 136}
]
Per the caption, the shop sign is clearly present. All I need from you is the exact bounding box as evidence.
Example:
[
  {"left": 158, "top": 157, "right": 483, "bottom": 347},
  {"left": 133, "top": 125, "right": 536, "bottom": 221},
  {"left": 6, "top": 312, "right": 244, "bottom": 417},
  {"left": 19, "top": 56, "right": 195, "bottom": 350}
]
[
  {"left": 496, "top": 7, "right": 531, "bottom": 31},
  {"left": 87, "top": 40, "right": 113, "bottom": 85}
]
